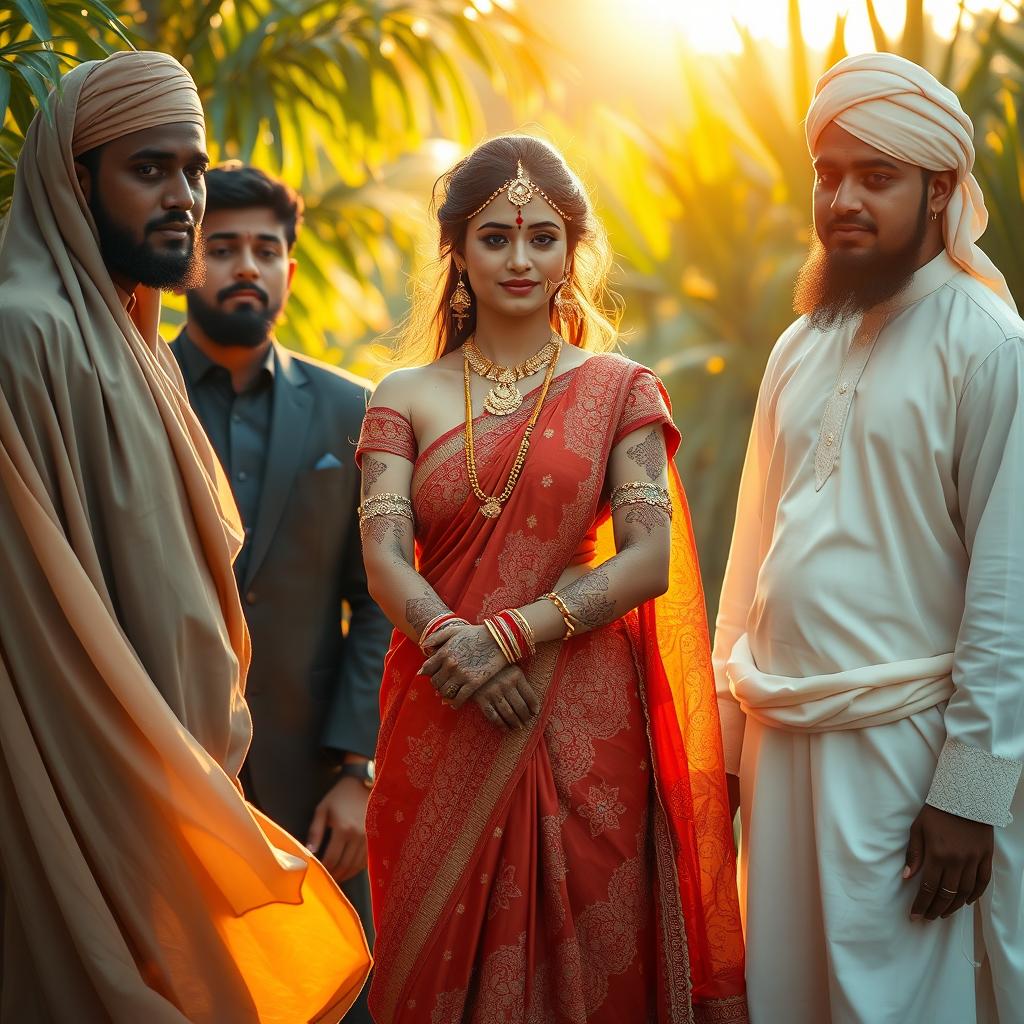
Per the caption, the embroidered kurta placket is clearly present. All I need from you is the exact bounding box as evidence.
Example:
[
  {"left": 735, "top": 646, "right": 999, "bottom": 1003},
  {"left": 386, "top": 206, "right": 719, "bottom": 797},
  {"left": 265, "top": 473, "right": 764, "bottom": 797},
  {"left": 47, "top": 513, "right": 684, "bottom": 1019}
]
[{"left": 813, "top": 310, "right": 888, "bottom": 490}]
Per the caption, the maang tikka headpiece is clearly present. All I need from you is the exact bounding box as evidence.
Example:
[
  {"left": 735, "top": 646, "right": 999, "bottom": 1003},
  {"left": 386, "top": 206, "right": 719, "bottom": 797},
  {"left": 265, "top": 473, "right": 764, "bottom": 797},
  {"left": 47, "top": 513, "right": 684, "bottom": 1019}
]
[{"left": 467, "top": 160, "right": 573, "bottom": 228}]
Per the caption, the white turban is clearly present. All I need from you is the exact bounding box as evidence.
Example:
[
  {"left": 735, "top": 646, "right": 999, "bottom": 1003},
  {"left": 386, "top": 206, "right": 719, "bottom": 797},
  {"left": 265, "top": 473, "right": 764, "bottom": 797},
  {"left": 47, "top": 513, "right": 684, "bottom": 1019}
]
[{"left": 806, "top": 52, "right": 1014, "bottom": 310}]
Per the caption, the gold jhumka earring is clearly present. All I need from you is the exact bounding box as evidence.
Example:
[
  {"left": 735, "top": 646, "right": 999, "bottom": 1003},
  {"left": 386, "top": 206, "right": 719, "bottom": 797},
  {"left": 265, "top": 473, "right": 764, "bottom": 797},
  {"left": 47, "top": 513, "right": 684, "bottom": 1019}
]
[
  {"left": 450, "top": 268, "right": 472, "bottom": 330},
  {"left": 553, "top": 277, "right": 582, "bottom": 322}
]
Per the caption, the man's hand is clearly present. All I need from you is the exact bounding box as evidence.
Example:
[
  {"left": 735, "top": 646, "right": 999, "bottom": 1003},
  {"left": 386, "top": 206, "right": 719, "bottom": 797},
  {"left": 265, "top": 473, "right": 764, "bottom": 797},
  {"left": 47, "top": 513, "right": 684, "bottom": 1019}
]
[
  {"left": 420, "top": 624, "right": 507, "bottom": 706},
  {"left": 306, "top": 775, "right": 369, "bottom": 884},
  {"left": 904, "top": 803, "right": 994, "bottom": 921}
]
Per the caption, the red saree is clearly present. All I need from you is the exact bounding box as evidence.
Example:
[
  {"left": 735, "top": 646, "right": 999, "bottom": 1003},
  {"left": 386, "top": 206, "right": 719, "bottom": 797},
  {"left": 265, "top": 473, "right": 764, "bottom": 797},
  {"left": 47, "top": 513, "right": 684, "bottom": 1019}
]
[{"left": 357, "top": 354, "right": 746, "bottom": 1023}]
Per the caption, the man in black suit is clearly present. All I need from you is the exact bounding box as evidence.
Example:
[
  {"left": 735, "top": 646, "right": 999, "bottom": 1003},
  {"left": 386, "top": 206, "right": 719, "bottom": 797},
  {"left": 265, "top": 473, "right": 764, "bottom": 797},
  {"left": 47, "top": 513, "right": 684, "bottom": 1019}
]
[{"left": 170, "top": 165, "right": 390, "bottom": 1021}]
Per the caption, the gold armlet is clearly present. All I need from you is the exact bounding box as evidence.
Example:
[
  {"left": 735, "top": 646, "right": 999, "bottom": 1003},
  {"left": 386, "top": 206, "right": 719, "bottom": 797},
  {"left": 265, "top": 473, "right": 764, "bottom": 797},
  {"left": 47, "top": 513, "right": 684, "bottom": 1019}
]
[
  {"left": 544, "top": 592, "right": 577, "bottom": 639},
  {"left": 358, "top": 493, "right": 414, "bottom": 524},
  {"left": 610, "top": 481, "right": 672, "bottom": 517}
]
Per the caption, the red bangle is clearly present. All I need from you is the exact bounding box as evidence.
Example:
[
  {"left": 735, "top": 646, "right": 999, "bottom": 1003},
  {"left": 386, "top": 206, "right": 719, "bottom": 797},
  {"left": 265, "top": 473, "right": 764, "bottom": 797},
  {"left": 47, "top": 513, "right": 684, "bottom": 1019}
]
[
  {"left": 419, "top": 612, "right": 465, "bottom": 648},
  {"left": 495, "top": 609, "right": 535, "bottom": 660}
]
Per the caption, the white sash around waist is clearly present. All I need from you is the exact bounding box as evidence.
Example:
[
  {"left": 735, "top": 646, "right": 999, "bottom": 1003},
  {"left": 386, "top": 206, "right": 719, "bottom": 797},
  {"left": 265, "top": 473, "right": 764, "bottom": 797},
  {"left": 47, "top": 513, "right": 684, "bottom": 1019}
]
[{"left": 726, "top": 634, "right": 954, "bottom": 732}]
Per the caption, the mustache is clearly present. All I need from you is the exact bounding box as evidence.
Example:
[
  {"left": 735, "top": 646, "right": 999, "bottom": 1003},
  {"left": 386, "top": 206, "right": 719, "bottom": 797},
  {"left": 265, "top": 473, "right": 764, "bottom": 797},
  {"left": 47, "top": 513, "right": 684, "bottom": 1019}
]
[
  {"left": 828, "top": 216, "right": 876, "bottom": 233},
  {"left": 216, "top": 281, "right": 269, "bottom": 306},
  {"left": 145, "top": 212, "right": 196, "bottom": 235}
]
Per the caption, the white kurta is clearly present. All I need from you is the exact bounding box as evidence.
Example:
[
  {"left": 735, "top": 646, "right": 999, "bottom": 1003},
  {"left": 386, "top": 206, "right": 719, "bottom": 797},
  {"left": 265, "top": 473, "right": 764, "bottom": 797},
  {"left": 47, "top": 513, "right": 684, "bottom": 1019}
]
[{"left": 713, "top": 252, "right": 1024, "bottom": 1023}]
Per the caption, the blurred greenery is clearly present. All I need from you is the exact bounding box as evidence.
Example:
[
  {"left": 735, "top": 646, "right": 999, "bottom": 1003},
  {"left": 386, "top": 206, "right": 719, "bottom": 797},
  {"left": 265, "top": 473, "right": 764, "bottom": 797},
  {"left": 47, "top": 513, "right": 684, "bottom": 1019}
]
[{"left": 4, "top": 0, "right": 1024, "bottom": 611}]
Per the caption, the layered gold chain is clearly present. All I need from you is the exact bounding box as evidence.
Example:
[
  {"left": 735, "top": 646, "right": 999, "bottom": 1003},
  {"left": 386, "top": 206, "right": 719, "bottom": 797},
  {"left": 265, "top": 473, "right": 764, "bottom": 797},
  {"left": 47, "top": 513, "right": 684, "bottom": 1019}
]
[
  {"left": 464, "top": 333, "right": 560, "bottom": 416},
  {"left": 463, "top": 337, "right": 561, "bottom": 518}
]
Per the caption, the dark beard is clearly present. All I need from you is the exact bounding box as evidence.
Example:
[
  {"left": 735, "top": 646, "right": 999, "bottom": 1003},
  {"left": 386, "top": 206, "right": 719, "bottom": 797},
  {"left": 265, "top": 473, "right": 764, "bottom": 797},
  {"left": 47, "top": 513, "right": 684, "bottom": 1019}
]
[
  {"left": 90, "top": 192, "right": 205, "bottom": 291},
  {"left": 186, "top": 288, "right": 280, "bottom": 349},
  {"left": 794, "top": 197, "right": 929, "bottom": 331}
]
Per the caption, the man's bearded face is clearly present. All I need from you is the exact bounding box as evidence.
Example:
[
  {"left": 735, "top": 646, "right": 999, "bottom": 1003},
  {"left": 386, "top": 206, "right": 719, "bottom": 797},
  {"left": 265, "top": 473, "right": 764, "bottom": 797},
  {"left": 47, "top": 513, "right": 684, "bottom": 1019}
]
[
  {"left": 81, "top": 122, "right": 208, "bottom": 291},
  {"left": 796, "top": 122, "right": 934, "bottom": 329},
  {"left": 184, "top": 206, "right": 293, "bottom": 349}
]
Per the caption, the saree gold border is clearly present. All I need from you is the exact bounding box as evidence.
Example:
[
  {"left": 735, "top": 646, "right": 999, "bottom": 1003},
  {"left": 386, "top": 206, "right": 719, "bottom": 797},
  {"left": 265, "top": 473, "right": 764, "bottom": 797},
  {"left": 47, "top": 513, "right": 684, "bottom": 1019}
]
[
  {"left": 626, "top": 613, "right": 697, "bottom": 1024},
  {"left": 377, "top": 639, "right": 567, "bottom": 1022},
  {"left": 694, "top": 994, "right": 750, "bottom": 1023},
  {"left": 412, "top": 370, "right": 576, "bottom": 493}
]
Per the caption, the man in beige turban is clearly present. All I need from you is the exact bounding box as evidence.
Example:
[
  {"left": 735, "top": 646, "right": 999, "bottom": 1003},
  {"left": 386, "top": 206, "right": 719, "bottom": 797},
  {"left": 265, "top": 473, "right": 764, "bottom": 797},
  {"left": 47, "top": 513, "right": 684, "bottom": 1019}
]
[
  {"left": 714, "top": 53, "right": 1023, "bottom": 1022},
  {"left": 0, "top": 50, "right": 370, "bottom": 1022}
]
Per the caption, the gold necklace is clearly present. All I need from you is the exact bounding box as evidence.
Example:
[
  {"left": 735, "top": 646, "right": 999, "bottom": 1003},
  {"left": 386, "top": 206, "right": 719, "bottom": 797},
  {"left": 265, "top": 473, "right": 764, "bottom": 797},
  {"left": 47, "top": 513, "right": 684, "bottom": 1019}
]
[
  {"left": 464, "top": 333, "right": 560, "bottom": 416},
  {"left": 463, "top": 338, "right": 561, "bottom": 518}
]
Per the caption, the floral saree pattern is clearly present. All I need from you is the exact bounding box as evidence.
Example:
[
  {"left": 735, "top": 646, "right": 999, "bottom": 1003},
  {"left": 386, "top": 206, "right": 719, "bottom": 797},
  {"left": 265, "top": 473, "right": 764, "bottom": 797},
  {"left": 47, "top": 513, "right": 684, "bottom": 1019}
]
[{"left": 357, "top": 353, "right": 747, "bottom": 1023}]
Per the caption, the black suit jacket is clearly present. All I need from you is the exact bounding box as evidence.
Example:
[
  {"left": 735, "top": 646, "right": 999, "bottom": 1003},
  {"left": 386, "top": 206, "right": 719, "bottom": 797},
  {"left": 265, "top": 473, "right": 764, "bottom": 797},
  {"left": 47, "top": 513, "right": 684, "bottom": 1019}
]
[{"left": 170, "top": 337, "right": 392, "bottom": 839}]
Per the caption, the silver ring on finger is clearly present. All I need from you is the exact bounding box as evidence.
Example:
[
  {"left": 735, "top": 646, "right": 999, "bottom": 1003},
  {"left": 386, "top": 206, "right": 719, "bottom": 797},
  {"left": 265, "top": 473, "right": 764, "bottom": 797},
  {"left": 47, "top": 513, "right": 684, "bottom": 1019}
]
[
  {"left": 939, "top": 887, "right": 958, "bottom": 897},
  {"left": 484, "top": 705, "right": 499, "bottom": 720}
]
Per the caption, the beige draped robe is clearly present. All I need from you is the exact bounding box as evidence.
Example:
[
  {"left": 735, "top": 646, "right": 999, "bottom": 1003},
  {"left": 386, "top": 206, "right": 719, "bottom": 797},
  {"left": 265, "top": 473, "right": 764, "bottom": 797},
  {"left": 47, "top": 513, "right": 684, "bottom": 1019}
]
[{"left": 0, "top": 51, "right": 369, "bottom": 1023}]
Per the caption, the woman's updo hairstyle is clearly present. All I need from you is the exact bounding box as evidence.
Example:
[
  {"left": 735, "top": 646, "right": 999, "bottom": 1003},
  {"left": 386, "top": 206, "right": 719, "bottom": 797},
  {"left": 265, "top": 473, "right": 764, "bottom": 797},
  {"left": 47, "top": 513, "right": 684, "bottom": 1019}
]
[{"left": 394, "top": 134, "right": 620, "bottom": 365}]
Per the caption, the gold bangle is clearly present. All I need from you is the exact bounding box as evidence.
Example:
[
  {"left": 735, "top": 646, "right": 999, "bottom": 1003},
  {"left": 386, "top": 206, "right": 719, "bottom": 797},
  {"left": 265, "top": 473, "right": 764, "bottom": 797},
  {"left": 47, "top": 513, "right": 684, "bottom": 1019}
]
[
  {"left": 544, "top": 592, "right": 576, "bottom": 639},
  {"left": 494, "top": 615, "right": 523, "bottom": 662},
  {"left": 508, "top": 608, "right": 537, "bottom": 656},
  {"left": 484, "top": 618, "right": 515, "bottom": 664}
]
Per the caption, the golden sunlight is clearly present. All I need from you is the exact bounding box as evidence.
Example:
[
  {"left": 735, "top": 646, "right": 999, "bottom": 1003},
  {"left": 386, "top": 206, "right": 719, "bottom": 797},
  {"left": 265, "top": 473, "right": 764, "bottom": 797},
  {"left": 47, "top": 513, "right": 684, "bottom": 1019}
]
[{"left": 631, "top": 0, "right": 1016, "bottom": 55}]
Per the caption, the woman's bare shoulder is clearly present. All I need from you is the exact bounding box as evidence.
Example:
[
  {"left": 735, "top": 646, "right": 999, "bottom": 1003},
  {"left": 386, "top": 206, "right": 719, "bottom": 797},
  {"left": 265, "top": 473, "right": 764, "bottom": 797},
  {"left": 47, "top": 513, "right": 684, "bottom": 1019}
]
[{"left": 369, "top": 365, "right": 437, "bottom": 414}]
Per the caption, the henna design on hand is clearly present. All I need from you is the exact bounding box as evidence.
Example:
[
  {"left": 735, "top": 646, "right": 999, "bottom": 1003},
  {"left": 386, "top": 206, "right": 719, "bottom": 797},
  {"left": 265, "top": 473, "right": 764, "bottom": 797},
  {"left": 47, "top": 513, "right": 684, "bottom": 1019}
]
[
  {"left": 626, "top": 429, "right": 666, "bottom": 482},
  {"left": 446, "top": 629, "right": 501, "bottom": 672},
  {"left": 406, "top": 594, "right": 449, "bottom": 633},
  {"left": 624, "top": 504, "right": 671, "bottom": 535},
  {"left": 559, "top": 568, "right": 617, "bottom": 629},
  {"left": 361, "top": 455, "right": 388, "bottom": 494}
]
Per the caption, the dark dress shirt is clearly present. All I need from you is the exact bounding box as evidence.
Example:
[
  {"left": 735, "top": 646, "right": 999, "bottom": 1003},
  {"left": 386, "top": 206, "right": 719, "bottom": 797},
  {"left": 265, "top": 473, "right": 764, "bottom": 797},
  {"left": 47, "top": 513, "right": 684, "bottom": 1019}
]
[{"left": 175, "top": 332, "right": 274, "bottom": 582}]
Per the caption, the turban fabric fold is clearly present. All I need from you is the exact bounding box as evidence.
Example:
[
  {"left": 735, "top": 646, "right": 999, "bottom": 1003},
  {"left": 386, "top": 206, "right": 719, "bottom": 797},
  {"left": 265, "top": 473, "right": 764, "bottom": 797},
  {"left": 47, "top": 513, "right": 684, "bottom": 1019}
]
[
  {"left": 72, "top": 50, "right": 205, "bottom": 156},
  {"left": 806, "top": 52, "right": 1014, "bottom": 310}
]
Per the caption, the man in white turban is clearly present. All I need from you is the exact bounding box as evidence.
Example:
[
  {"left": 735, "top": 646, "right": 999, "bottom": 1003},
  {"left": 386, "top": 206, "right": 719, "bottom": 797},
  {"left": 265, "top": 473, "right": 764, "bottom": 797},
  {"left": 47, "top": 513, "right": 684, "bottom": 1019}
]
[
  {"left": 713, "top": 52, "right": 1023, "bottom": 1022},
  {"left": 0, "top": 50, "right": 369, "bottom": 1021}
]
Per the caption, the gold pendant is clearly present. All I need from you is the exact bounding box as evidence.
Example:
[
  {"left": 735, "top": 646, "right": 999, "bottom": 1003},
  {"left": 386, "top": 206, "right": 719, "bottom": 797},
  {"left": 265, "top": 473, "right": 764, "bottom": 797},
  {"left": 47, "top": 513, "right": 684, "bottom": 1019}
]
[
  {"left": 483, "top": 381, "right": 524, "bottom": 416},
  {"left": 480, "top": 497, "right": 503, "bottom": 518}
]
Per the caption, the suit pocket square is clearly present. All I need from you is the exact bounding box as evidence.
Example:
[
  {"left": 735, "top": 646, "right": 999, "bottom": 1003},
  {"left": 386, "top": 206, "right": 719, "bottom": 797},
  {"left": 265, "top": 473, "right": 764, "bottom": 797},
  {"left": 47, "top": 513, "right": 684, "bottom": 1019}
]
[{"left": 314, "top": 452, "right": 343, "bottom": 471}]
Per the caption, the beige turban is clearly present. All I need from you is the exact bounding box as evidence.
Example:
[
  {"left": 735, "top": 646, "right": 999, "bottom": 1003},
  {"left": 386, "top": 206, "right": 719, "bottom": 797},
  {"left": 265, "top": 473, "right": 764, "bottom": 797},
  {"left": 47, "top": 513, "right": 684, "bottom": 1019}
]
[
  {"left": 71, "top": 49, "right": 204, "bottom": 156},
  {"left": 806, "top": 52, "right": 1014, "bottom": 310}
]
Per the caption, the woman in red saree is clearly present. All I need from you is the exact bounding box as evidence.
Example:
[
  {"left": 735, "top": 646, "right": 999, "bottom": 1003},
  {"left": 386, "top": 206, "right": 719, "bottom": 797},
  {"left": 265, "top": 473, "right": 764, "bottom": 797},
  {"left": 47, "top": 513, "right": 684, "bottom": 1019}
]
[{"left": 357, "top": 136, "right": 746, "bottom": 1023}]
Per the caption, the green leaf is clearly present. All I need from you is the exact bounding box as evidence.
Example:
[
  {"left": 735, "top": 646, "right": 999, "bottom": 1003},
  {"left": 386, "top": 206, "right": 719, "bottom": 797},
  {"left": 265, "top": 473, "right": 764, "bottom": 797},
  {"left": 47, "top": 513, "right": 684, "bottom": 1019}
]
[{"left": 13, "top": 0, "right": 53, "bottom": 42}]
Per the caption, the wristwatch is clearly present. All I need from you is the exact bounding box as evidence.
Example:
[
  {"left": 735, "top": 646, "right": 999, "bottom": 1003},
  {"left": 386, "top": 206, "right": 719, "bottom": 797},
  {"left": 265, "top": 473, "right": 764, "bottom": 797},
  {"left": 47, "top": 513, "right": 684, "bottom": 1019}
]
[{"left": 339, "top": 759, "right": 376, "bottom": 790}]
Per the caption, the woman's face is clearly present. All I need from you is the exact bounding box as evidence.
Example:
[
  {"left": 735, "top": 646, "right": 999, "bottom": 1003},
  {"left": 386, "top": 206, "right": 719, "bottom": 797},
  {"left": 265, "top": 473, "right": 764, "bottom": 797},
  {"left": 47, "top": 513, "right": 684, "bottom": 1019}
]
[{"left": 461, "top": 191, "right": 568, "bottom": 321}]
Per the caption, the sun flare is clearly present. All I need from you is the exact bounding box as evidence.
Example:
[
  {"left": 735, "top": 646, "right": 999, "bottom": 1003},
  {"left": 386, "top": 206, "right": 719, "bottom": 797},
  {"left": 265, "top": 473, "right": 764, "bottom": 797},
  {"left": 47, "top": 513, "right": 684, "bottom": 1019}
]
[{"left": 630, "top": 1, "right": 1016, "bottom": 55}]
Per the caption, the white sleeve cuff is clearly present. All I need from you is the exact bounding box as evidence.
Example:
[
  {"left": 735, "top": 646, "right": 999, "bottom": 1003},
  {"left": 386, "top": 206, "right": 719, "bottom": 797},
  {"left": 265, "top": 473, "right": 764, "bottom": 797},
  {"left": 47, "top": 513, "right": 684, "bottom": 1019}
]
[
  {"left": 717, "top": 697, "right": 747, "bottom": 777},
  {"left": 926, "top": 738, "right": 1022, "bottom": 827}
]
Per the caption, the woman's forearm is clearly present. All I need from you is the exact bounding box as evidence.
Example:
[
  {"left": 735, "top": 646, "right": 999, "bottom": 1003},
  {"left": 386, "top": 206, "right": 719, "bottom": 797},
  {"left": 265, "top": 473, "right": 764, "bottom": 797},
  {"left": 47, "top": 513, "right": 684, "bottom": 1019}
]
[
  {"left": 516, "top": 540, "right": 670, "bottom": 644},
  {"left": 362, "top": 522, "right": 453, "bottom": 644}
]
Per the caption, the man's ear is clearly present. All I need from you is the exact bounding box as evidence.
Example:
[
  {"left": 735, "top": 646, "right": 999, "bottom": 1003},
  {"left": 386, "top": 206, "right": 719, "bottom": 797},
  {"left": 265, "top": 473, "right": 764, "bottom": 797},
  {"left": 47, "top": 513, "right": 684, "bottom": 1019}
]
[
  {"left": 74, "top": 160, "right": 92, "bottom": 202},
  {"left": 929, "top": 169, "right": 957, "bottom": 215},
  {"left": 286, "top": 256, "right": 298, "bottom": 291}
]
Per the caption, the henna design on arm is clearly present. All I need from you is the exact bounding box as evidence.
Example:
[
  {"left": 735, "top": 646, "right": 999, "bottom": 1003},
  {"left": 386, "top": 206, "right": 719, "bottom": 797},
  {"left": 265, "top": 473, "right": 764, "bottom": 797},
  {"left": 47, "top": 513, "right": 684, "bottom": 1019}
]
[
  {"left": 361, "top": 514, "right": 406, "bottom": 549},
  {"left": 361, "top": 455, "right": 388, "bottom": 494},
  {"left": 558, "top": 567, "right": 617, "bottom": 629},
  {"left": 624, "top": 504, "right": 672, "bottom": 536},
  {"left": 626, "top": 429, "right": 666, "bottom": 482},
  {"left": 405, "top": 594, "right": 450, "bottom": 633}
]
